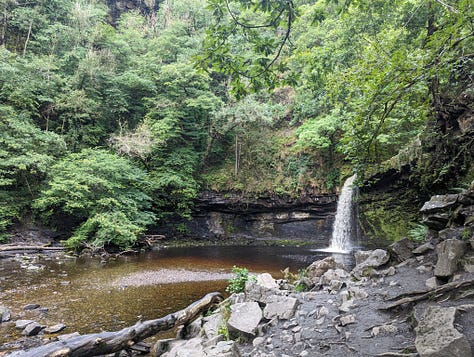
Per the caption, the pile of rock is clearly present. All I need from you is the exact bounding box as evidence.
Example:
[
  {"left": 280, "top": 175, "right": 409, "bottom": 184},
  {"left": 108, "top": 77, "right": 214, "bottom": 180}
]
[{"left": 420, "top": 183, "right": 474, "bottom": 280}]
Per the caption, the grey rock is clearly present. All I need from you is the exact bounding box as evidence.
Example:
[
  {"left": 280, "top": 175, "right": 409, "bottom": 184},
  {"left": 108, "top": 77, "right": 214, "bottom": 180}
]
[
  {"left": 263, "top": 296, "right": 298, "bottom": 320},
  {"left": 245, "top": 278, "right": 284, "bottom": 304},
  {"left": 255, "top": 273, "right": 279, "bottom": 289},
  {"left": 389, "top": 238, "right": 416, "bottom": 262},
  {"left": 438, "top": 227, "right": 465, "bottom": 241},
  {"left": 253, "top": 336, "right": 265, "bottom": 347},
  {"left": 425, "top": 277, "right": 439, "bottom": 289},
  {"left": 423, "top": 212, "right": 452, "bottom": 231},
  {"left": 228, "top": 302, "right": 262, "bottom": 337},
  {"left": 161, "top": 338, "right": 205, "bottom": 357},
  {"left": 44, "top": 323, "right": 66, "bottom": 334},
  {"left": 23, "top": 303, "right": 40, "bottom": 310},
  {"left": 22, "top": 322, "right": 43, "bottom": 336},
  {"left": 371, "top": 324, "right": 398, "bottom": 337},
  {"left": 15, "top": 320, "right": 35, "bottom": 329},
  {"left": 420, "top": 194, "right": 459, "bottom": 214},
  {"left": 306, "top": 256, "right": 336, "bottom": 283},
  {"left": 351, "top": 249, "right": 390, "bottom": 279},
  {"left": 415, "top": 306, "right": 471, "bottom": 357},
  {"left": 203, "top": 312, "right": 224, "bottom": 339},
  {"left": 320, "top": 268, "right": 349, "bottom": 286},
  {"left": 328, "top": 279, "right": 344, "bottom": 292},
  {"left": 434, "top": 239, "right": 467, "bottom": 277},
  {"left": 0, "top": 305, "right": 11, "bottom": 322},
  {"left": 339, "top": 314, "right": 356, "bottom": 326},
  {"left": 205, "top": 340, "right": 241, "bottom": 357},
  {"left": 203, "top": 334, "right": 225, "bottom": 348},
  {"left": 413, "top": 242, "right": 435, "bottom": 255}
]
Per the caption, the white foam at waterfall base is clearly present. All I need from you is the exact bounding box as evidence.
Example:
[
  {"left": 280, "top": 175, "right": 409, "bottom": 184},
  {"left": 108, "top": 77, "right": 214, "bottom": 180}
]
[{"left": 327, "top": 174, "right": 357, "bottom": 253}]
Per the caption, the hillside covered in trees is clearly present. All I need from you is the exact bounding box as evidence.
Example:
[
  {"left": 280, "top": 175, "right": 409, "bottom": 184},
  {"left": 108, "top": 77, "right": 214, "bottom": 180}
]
[{"left": 1, "top": 0, "right": 472, "bottom": 251}]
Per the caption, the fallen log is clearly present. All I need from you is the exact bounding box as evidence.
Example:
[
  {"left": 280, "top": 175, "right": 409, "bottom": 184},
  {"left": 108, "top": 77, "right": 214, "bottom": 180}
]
[
  {"left": 10, "top": 292, "right": 224, "bottom": 357},
  {"left": 0, "top": 245, "right": 65, "bottom": 252},
  {"left": 380, "top": 278, "right": 474, "bottom": 310}
]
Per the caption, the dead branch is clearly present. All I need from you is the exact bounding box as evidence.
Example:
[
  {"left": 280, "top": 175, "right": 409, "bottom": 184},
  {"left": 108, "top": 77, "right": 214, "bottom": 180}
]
[{"left": 380, "top": 278, "right": 474, "bottom": 310}]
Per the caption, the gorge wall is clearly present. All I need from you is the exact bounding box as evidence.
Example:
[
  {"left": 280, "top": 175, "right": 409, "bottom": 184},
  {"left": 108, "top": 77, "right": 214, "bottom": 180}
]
[{"left": 156, "top": 191, "right": 338, "bottom": 243}]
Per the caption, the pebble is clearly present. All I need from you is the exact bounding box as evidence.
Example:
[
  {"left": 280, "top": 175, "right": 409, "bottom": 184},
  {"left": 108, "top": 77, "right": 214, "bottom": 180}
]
[
  {"left": 15, "top": 320, "right": 35, "bottom": 329},
  {"left": 24, "top": 304, "right": 40, "bottom": 311}
]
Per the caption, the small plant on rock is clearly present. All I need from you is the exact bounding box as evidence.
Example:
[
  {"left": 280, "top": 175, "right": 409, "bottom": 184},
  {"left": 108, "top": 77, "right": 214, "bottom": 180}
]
[{"left": 226, "top": 266, "right": 255, "bottom": 294}]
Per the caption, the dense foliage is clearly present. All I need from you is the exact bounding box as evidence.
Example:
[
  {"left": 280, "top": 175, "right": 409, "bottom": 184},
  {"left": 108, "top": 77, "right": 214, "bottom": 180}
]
[{"left": 0, "top": 0, "right": 472, "bottom": 248}]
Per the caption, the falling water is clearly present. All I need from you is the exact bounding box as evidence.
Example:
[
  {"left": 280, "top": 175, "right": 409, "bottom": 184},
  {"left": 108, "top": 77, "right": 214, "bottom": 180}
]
[{"left": 327, "top": 174, "right": 357, "bottom": 253}]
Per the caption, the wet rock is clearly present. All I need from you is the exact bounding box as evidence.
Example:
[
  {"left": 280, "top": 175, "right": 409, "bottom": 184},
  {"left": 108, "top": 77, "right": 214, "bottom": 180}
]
[
  {"left": 389, "top": 238, "right": 416, "bottom": 262},
  {"left": 0, "top": 305, "right": 11, "bottom": 322},
  {"left": 228, "top": 302, "right": 262, "bottom": 337},
  {"left": 434, "top": 239, "right": 467, "bottom": 278},
  {"left": 413, "top": 242, "right": 435, "bottom": 255},
  {"left": 306, "top": 256, "right": 336, "bottom": 283},
  {"left": 415, "top": 306, "right": 471, "bottom": 357},
  {"left": 22, "top": 322, "right": 43, "bottom": 336},
  {"left": 23, "top": 303, "right": 40, "bottom": 311},
  {"left": 352, "top": 249, "right": 390, "bottom": 279},
  {"left": 263, "top": 296, "right": 298, "bottom": 320},
  {"left": 44, "top": 323, "right": 66, "bottom": 334},
  {"left": 15, "top": 320, "right": 35, "bottom": 329}
]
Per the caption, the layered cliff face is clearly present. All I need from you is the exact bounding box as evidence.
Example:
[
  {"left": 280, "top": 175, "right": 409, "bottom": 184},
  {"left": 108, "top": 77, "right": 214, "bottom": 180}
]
[
  {"left": 106, "top": 0, "right": 161, "bottom": 24},
  {"left": 157, "top": 191, "right": 338, "bottom": 243}
]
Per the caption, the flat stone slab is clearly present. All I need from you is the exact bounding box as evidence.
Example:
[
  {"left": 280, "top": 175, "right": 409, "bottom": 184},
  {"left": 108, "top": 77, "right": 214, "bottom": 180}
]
[
  {"left": 228, "top": 302, "right": 262, "bottom": 336},
  {"left": 22, "top": 322, "right": 43, "bottom": 336},
  {"left": 15, "top": 320, "right": 35, "bottom": 329},
  {"left": 263, "top": 296, "right": 298, "bottom": 320},
  {"left": 44, "top": 323, "right": 67, "bottom": 334},
  {"left": 415, "top": 306, "right": 471, "bottom": 357}
]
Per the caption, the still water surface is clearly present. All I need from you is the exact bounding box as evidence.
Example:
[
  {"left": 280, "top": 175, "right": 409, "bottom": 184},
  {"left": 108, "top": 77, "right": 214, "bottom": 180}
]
[{"left": 0, "top": 245, "right": 348, "bottom": 345}]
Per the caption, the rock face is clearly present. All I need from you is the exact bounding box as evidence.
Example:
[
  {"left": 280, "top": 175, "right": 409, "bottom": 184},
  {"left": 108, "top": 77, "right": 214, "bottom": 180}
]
[
  {"left": 155, "top": 191, "right": 337, "bottom": 242},
  {"left": 227, "top": 302, "right": 262, "bottom": 337},
  {"left": 434, "top": 239, "right": 467, "bottom": 277},
  {"left": 415, "top": 306, "right": 472, "bottom": 357}
]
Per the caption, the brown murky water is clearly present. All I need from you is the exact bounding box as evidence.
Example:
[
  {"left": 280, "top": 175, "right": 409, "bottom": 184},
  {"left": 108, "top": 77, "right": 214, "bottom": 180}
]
[{"left": 0, "top": 245, "right": 341, "bottom": 346}]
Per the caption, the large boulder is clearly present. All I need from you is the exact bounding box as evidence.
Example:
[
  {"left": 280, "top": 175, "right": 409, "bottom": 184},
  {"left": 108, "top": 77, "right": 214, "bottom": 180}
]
[
  {"left": 263, "top": 296, "right": 299, "bottom": 320},
  {"left": 227, "top": 302, "right": 262, "bottom": 337},
  {"left": 245, "top": 274, "right": 284, "bottom": 304},
  {"left": 306, "top": 256, "right": 336, "bottom": 284},
  {"left": 420, "top": 194, "right": 459, "bottom": 231},
  {"left": 202, "top": 313, "right": 225, "bottom": 339},
  {"left": 434, "top": 239, "right": 467, "bottom": 278},
  {"left": 389, "top": 238, "right": 415, "bottom": 262},
  {"left": 420, "top": 194, "right": 459, "bottom": 213},
  {"left": 351, "top": 249, "right": 390, "bottom": 279},
  {"left": 415, "top": 306, "right": 471, "bottom": 357}
]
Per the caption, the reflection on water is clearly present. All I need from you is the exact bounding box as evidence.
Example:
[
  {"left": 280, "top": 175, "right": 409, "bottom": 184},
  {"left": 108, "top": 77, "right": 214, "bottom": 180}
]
[{"left": 0, "top": 245, "right": 339, "bottom": 345}]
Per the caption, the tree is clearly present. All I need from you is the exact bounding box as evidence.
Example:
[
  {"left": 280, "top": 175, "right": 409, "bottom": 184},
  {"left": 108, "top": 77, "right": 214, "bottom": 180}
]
[
  {"left": 33, "top": 149, "right": 155, "bottom": 251},
  {"left": 0, "top": 106, "right": 65, "bottom": 238}
]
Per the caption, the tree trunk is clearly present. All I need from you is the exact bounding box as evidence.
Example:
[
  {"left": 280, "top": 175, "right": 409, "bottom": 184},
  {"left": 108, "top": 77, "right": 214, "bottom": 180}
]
[{"left": 11, "top": 292, "right": 223, "bottom": 357}]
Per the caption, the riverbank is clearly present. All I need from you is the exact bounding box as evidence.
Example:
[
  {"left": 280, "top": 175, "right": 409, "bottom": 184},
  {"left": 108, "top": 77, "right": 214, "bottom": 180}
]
[{"left": 150, "top": 241, "right": 474, "bottom": 357}]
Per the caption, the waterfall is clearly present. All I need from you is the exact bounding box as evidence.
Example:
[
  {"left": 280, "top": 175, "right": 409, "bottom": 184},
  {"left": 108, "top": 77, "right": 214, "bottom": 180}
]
[{"left": 328, "top": 174, "right": 357, "bottom": 253}]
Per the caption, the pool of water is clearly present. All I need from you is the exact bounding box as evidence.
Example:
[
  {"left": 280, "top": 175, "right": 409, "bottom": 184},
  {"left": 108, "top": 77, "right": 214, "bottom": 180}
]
[{"left": 0, "top": 245, "right": 352, "bottom": 347}]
